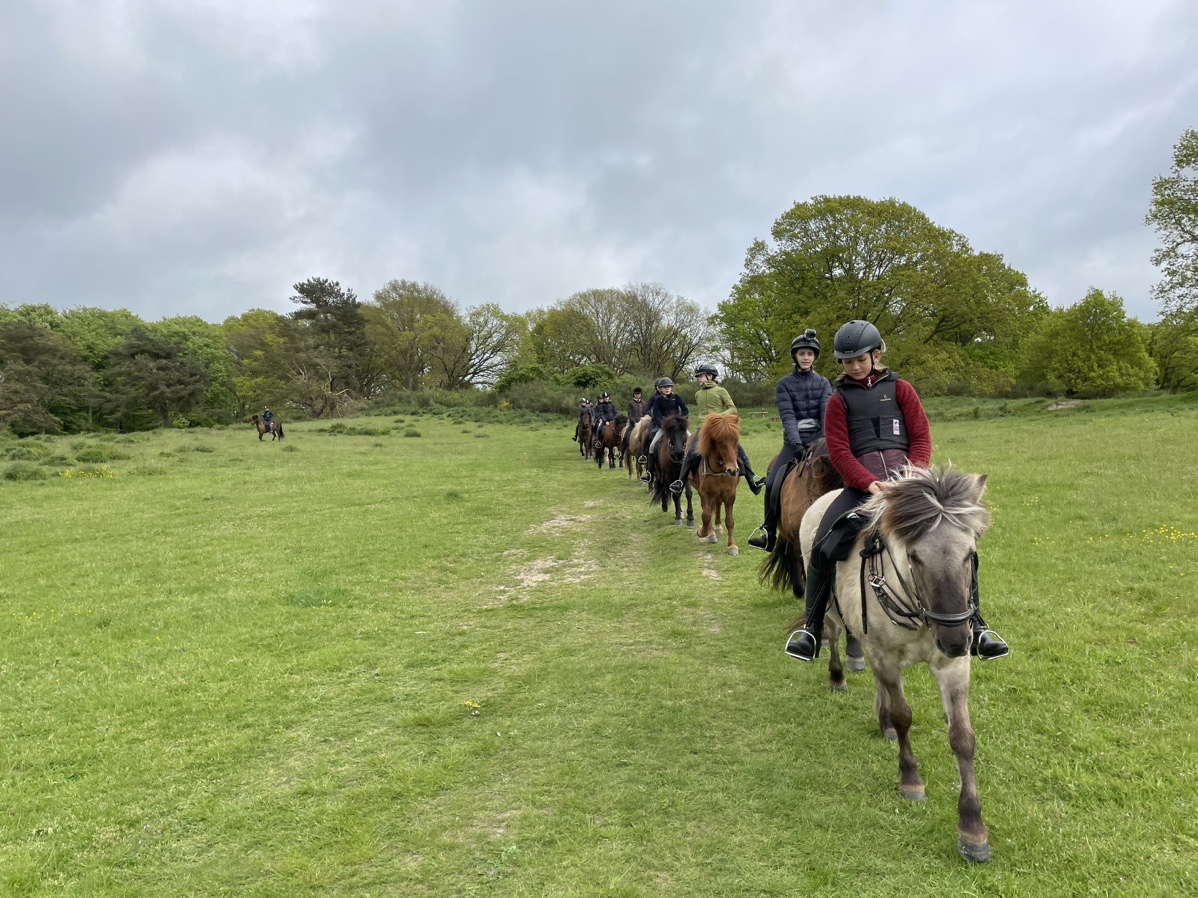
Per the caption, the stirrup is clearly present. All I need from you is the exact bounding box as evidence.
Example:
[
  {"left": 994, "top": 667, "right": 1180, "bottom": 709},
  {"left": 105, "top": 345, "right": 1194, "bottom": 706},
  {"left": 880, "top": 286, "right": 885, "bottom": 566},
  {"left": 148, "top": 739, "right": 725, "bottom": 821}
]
[
  {"left": 637, "top": 455, "right": 647, "bottom": 464},
  {"left": 640, "top": 471, "right": 652, "bottom": 483},
  {"left": 972, "top": 628, "right": 1010, "bottom": 661},
  {"left": 784, "top": 627, "right": 818, "bottom": 661},
  {"left": 746, "top": 526, "right": 771, "bottom": 551},
  {"left": 668, "top": 479, "right": 684, "bottom": 495}
]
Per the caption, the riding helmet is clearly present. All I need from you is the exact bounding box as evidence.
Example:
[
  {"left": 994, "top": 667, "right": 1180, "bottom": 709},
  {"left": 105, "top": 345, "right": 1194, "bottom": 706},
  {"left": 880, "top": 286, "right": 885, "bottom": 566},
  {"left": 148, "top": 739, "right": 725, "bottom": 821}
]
[
  {"left": 694, "top": 363, "right": 719, "bottom": 379},
  {"left": 654, "top": 376, "right": 674, "bottom": 388},
  {"left": 633, "top": 387, "right": 643, "bottom": 395},
  {"left": 789, "top": 329, "right": 821, "bottom": 359},
  {"left": 833, "top": 320, "right": 883, "bottom": 360},
  {"left": 599, "top": 392, "right": 610, "bottom": 400}
]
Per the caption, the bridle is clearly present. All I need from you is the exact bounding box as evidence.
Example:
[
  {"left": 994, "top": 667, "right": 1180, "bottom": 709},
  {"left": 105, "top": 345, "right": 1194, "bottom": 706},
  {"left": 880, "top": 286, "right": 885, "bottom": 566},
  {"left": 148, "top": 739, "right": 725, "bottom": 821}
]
[
  {"left": 700, "top": 453, "right": 739, "bottom": 478},
  {"left": 854, "top": 531, "right": 977, "bottom": 636}
]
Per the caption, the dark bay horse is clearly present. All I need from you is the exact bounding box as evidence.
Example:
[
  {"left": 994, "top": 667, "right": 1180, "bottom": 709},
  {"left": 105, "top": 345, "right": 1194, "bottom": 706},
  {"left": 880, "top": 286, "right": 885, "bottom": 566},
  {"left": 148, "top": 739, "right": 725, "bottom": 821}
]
[
  {"left": 798, "top": 466, "right": 994, "bottom": 863},
  {"left": 690, "top": 412, "right": 742, "bottom": 555},
  {"left": 251, "top": 415, "right": 284, "bottom": 441},
  {"left": 759, "top": 438, "right": 842, "bottom": 598},
  {"left": 577, "top": 415, "right": 595, "bottom": 460},
  {"left": 650, "top": 413, "right": 693, "bottom": 526},
  {"left": 595, "top": 414, "right": 628, "bottom": 470}
]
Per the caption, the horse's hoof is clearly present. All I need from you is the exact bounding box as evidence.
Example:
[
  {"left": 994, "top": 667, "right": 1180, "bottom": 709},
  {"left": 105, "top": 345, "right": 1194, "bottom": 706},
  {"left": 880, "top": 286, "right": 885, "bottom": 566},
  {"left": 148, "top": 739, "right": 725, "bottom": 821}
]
[
  {"left": 847, "top": 656, "right": 866, "bottom": 673},
  {"left": 706, "top": 534, "right": 717, "bottom": 544},
  {"left": 674, "top": 519, "right": 684, "bottom": 526},
  {"left": 899, "top": 785, "right": 926, "bottom": 802},
  {"left": 829, "top": 679, "right": 847, "bottom": 693},
  {"left": 883, "top": 728, "right": 898, "bottom": 742},
  {"left": 958, "top": 835, "right": 991, "bottom": 864},
  {"left": 727, "top": 547, "right": 738, "bottom": 556}
]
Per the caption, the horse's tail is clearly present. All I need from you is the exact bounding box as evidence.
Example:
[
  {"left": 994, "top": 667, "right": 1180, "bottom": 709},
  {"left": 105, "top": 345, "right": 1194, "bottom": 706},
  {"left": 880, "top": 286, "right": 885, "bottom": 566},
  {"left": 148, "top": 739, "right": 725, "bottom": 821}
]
[
  {"left": 758, "top": 536, "right": 804, "bottom": 600},
  {"left": 276, "top": 422, "right": 284, "bottom": 439}
]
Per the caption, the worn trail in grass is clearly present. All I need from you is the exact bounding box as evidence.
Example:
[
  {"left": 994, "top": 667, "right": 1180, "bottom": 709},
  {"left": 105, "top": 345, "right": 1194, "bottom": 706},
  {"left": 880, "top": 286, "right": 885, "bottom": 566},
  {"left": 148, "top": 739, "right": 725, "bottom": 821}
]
[{"left": 1, "top": 401, "right": 1195, "bottom": 896}]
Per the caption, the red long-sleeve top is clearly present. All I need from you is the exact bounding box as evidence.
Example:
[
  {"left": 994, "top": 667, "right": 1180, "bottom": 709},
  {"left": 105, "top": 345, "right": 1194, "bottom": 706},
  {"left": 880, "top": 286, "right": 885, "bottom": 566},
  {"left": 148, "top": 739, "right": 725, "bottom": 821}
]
[{"left": 824, "top": 374, "right": 932, "bottom": 491}]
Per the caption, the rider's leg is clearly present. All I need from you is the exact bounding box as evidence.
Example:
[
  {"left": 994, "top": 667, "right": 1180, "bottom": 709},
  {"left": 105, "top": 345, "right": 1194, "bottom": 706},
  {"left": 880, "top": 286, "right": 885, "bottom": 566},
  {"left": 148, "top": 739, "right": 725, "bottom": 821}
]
[
  {"left": 969, "top": 555, "right": 1009, "bottom": 660},
  {"left": 669, "top": 440, "right": 699, "bottom": 495},
  {"left": 786, "top": 548, "right": 832, "bottom": 661},
  {"left": 748, "top": 446, "right": 795, "bottom": 551},
  {"left": 736, "top": 444, "right": 763, "bottom": 495}
]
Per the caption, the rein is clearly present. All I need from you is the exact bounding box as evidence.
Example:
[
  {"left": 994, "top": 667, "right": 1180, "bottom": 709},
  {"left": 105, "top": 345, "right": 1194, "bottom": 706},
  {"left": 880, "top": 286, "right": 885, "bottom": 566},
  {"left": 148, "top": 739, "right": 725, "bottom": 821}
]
[
  {"left": 700, "top": 453, "right": 739, "bottom": 477},
  {"left": 856, "top": 531, "right": 977, "bottom": 635}
]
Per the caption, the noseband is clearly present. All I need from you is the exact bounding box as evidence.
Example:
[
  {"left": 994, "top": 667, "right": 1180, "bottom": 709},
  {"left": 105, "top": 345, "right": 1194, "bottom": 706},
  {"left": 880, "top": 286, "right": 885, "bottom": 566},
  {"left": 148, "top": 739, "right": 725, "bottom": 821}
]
[{"left": 856, "top": 533, "right": 977, "bottom": 635}]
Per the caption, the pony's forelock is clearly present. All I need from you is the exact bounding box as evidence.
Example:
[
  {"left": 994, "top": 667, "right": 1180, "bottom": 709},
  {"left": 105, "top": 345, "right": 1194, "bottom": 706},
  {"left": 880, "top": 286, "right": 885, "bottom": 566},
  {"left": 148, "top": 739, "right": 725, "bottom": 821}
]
[
  {"left": 698, "top": 413, "right": 740, "bottom": 456},
  {"left": 863, "top": 466, "right": 990, "bottom": 547}
]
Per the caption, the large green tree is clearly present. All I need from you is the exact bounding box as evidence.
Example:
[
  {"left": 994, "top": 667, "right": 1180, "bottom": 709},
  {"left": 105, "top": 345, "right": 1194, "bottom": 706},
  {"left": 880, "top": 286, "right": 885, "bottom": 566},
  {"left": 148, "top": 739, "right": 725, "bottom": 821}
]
[
  {"left": 365, "top": 280, "right": 460, "bottom": 391},
  {"left": 1019, "top": 289, "right": 1156, "bottom": 396},
  {"left": 717, "top": 196, "right": 1044, "bottom": 392},
  {"left": 103, "top": 329, "right": 211, "bottom": 428},
  {"left": 0, "top": 320, "right": 97, "bottom": 434},
  {"left": 290, "top": 277, "right": 382, "bottom": 400}
]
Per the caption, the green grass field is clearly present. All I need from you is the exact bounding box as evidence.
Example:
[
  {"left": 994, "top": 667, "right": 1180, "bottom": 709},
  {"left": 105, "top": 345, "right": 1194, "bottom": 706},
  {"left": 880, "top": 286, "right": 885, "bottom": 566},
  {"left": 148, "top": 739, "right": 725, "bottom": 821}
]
[{"left": 2, "top": 398, "right": 1196, "bottom": 896}]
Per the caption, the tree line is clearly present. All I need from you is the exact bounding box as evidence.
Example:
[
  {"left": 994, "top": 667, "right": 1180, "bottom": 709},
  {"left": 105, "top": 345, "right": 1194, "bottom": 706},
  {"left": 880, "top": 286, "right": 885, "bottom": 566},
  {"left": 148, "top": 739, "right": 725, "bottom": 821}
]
[{"left": 2, "top": 129, "right": 1195, "bottom": 435}]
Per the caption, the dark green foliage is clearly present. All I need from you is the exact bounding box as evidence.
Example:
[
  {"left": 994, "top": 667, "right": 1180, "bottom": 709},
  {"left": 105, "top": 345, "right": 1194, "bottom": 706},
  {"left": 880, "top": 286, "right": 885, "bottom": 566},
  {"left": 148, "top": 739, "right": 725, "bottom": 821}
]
[
  {"left": 103, "top": 328, "right": 210, "bottom": 428},
  {"left": 74, "top": 446, "right": 130, "bottom": 463},
  {"left": 3, "top": 461, "right": 49, "bottom": 481},
  {"left": 403, "top": 429, "right": 421, "bottom": 438}
]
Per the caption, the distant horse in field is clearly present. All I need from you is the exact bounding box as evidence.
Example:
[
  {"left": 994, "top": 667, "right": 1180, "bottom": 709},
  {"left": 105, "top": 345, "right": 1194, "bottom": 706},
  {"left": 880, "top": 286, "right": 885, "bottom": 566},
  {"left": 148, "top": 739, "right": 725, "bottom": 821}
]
[
  {"left": 689, "top": 412, "right": 742, "bottom": 555},
  {"left": 624, "top": 416, "right": 650, "bottom": 483},
  {"left": 649, "top": 413, "right": 693, "bottom": 526},
  {"left": 577, "top": 414, "right": 595, "bottom": 460},
  {"left": 251, "top": 415, "right": 284, "bottom": 441},
  {"left": 595, "top": 414, "right": 628, "bottom": 470},
  {"left": 797, "top": 466, "right": 994, "bottom": 863}
]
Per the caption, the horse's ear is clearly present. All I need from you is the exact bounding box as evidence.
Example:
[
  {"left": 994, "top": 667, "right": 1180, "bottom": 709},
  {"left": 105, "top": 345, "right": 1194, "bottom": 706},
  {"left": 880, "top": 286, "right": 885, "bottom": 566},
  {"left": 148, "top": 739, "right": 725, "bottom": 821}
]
[{"left": 974, "top": 474, "right": 988, "bottom": 499}]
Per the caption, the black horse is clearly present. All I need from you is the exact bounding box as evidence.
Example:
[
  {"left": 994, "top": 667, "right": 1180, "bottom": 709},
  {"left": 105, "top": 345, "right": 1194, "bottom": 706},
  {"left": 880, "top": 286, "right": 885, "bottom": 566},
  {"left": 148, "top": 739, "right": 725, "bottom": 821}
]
[{"left": 649, "top": 413, "right": 694, "bottom": 526}]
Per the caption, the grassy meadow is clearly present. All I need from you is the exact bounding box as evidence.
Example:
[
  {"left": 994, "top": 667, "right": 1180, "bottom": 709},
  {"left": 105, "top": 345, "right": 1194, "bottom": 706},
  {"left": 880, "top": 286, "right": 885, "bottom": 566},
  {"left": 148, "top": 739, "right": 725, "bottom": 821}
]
[{"left": 1, "top": 396, "right": 1196, "bottom": 896}]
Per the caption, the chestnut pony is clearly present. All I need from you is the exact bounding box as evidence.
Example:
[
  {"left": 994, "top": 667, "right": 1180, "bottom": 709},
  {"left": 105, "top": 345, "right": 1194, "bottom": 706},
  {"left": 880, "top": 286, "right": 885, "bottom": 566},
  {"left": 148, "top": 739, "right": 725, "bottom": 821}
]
[{"left": 689, "top": 412, "right": 742, "bottom": 555}]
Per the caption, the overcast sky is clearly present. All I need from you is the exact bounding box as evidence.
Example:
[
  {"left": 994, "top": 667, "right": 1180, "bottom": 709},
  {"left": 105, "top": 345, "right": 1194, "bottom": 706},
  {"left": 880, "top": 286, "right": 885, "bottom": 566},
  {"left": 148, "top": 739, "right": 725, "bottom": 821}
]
[{"left": 3, "top": 0, "right": 1195, "bottom": 325}]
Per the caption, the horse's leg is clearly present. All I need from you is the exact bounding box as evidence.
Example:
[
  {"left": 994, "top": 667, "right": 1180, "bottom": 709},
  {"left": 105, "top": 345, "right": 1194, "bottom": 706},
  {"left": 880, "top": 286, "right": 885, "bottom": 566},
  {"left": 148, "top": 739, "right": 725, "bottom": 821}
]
[
  {"left": 824, "top": 613, "right": 847, "bottom": 693},
  {"left": 685, "top": 483, "right": 694, "bottom": 527},
  {"left": 697, "top": 483, "right": 715, "bottom": 539},
  {"left": 931, "top": 657, "right": 990, "bottom": 862},
  {"left": 724, "top": 494, "right": 737, "bottom": 556},
  {"left": 673, "top": 486, "right": 683, "bottom": 525},
  {"left": 873, "top": 661, "right": 923, "bottom": 800}
]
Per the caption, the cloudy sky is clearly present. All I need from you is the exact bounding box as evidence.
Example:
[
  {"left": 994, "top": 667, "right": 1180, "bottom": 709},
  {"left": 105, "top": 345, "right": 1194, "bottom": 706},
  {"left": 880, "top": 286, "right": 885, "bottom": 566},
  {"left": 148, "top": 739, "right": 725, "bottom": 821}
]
[{"left": 3, "top": 0, "right": 1195, "bottom": 325}]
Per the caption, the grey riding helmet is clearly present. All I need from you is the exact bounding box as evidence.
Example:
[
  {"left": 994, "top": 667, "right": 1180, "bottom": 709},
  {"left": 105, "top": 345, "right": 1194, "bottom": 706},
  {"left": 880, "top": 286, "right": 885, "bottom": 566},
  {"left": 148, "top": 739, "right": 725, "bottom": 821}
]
[
  {"left": 833, "top": 320, "right": 883, "bottom": 360},
  {"left": 789, "top": 329, "right": 821, "bottom": 359},
  {"left": 694, "top": 363, "right": 719, "bottom": 379},
  {"left": 654, "top": 377, "right": 674, "bottom": 388}
]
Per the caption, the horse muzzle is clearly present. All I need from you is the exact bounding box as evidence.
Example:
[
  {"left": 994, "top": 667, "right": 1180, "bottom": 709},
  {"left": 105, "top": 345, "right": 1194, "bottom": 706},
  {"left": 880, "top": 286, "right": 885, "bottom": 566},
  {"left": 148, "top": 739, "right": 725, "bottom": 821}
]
[{"left": 934, "top": 624, "right": 971, "bottom": 658}]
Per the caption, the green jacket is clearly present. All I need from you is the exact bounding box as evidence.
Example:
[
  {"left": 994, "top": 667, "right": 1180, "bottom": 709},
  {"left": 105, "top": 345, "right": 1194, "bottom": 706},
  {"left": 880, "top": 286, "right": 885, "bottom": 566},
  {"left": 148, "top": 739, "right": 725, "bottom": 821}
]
[{"left": 695, "top": 382, "right": 737, "bottom": 422}]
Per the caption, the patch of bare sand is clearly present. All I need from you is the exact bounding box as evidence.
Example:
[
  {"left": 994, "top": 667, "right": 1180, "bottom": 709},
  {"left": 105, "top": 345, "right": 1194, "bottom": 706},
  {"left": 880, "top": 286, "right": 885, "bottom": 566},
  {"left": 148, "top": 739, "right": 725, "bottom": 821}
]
[{"left": 526, "top": 513, "right": 592, "bottom": 535}]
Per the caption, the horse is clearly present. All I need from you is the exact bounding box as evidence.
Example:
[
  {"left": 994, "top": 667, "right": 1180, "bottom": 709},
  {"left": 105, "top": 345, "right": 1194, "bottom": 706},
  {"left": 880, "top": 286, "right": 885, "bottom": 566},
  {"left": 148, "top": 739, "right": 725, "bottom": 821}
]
[
  {"left": 649, "top": 413, "right": 694, "bottom": 526},
  {"left": 797, "top": 465, "right": 994, "bottom": 863},
  {"left": 595, "top": 414, "right": 628, "bottom": 470},
  {"left": 624, "top": 416, "right": 651, "bottom": 483},
  {"left": 577, "top": 414, "right": 594, "bottom": 459},
  {"left": 251, "top": 415, "right": 284, "bottom": 441},
  {"left": 759, "top": 438, "right": 843, "bottom": 598},
  {"left": 689, "top": 412, "right": 742, "bottom": 555}
]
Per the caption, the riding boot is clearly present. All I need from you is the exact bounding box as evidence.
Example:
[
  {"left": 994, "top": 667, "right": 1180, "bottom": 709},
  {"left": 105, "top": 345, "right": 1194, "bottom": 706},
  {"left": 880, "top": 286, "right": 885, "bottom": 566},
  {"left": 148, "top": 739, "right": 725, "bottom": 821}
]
[
  {"left": 785, "top": 554, "right": 831, "bottom": 661},
  {"left": 737, "top": 445, "right": 764, "bottom": 495},
  {"left": 747, "top": 483, "right": 777, "bottom": 551},
  {"left": 670, "top": 446, "right": 698, "bottom": 495},
  {"left": 969, "top": 560, "right": 1009, "bottom": 660}
]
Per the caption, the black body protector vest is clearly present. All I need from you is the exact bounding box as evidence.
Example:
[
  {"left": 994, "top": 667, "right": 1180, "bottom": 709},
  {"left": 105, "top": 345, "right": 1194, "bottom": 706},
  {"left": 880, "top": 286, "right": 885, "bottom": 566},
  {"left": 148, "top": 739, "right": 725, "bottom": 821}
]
[{"left": 836, "top": 370, "right": 909, "bottom": 455}]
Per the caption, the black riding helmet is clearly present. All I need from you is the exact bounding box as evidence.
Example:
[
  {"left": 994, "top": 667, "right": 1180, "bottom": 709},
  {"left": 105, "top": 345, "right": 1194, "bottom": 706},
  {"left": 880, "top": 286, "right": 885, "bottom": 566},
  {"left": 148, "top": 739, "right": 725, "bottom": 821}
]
[
  {"left": 833, "top": 320, "right": 883, "bottom": 360},
  {"left": 694, "top": 363, "right": 719, "bottom": 379},
  {"left": 599, "top": 392, "right": 610, "bottom": 400},
  {"left": 789, "top": 329, "right": 821, "bottom": 359},
  {"left": 654, "top": 377, "right": 674, "bottom": 388}
]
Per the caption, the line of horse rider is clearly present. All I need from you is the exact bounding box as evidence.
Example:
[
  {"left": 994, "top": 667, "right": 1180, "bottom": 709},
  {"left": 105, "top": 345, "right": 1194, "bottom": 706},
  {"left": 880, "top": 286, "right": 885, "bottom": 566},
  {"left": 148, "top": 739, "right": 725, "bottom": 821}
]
[{"left": 570, "top": 321, "right": 1009, "bottom": 666}]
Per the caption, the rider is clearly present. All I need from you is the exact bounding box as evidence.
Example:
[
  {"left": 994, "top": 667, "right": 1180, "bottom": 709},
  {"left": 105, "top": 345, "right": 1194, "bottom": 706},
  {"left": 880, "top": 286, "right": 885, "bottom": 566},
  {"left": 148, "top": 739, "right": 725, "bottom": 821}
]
[
  {"left": 623, "top": 387, "right": 647, "bottom": 456},
  {"left": 639, "top": 377, "right": 688, "bottom": 484},
  {"left": 573, "top": 398, "right": 592, "bottom": 442},
  {"left": 747, "top": 330, "right": 832, "bottom": 551},
  {"left": 593, "top": 391, "right": 617, "bottom": 445},
  {"left": 783, "top": 320, "right": 1009, "bottom": 663},
  {"left": 262, "top": 406, "right": 274, "bottom": 427},
  {"left": 669, "top": 364, "right": 763, "bottom": 496}
]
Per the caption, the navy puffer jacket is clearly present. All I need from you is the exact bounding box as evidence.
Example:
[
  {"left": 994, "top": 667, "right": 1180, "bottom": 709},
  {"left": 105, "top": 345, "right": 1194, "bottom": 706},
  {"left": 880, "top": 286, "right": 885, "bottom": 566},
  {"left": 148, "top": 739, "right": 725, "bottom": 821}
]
[{"left": 776, "top": 367, "right": 832, "bottom": 450}]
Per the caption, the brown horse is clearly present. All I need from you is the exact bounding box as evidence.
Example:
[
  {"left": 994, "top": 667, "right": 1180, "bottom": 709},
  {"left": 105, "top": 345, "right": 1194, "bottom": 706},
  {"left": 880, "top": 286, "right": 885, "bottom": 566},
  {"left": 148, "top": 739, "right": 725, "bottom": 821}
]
[
  {"left": 595, "top": 414, "right": 628, "bottom": 470},
  {"left": 689, "top": 412, "right": 742, "bottom": 555},
  {"left": 577, "top": 415, "right": 594, "bottom": 459},
  {"left": 759, "top": 438, "right": 842, "bottom": 599},
  {"left": 624, "top": 416, "right": 650, "bottom": 483},
  {"left": 650, "top": 413, "right": 693, "bottom": 526},
  {"left": 797, "top": 467, "right": 994, "bottom": 863},
  {"left": 250, "top": 415, "right": 284, "bottom": 441}
]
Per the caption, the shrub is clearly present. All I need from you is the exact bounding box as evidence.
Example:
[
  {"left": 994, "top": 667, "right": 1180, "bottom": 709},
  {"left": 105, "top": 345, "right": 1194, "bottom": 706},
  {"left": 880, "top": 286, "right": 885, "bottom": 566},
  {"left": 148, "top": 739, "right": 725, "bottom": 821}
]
[
  {"left": 403, "top": 429, "right": 422, "bottom": 438},
  {"left": 4, "top": 462, "right": 50, "bottom": 481},
  {"left": 75, "top": 446, "right": 130, "bottom": 463}
]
